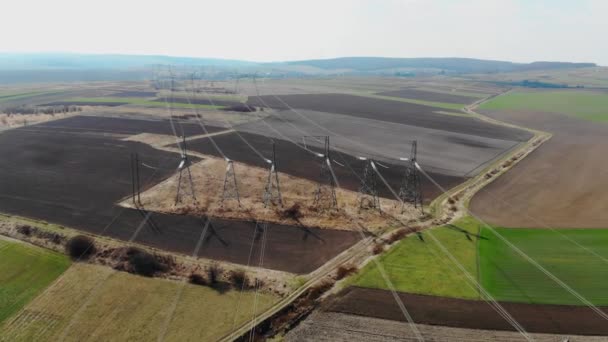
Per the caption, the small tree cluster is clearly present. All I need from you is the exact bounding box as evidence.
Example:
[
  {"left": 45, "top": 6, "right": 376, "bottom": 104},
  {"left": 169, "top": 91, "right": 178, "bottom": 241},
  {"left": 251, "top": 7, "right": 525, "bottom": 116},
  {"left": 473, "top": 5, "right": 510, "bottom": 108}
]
[
  {"left": 66, "top": 235, "right": 96, "bottom": 260},
  {"left": 335, "top": 264, "right": 357, "bottom": 280}
]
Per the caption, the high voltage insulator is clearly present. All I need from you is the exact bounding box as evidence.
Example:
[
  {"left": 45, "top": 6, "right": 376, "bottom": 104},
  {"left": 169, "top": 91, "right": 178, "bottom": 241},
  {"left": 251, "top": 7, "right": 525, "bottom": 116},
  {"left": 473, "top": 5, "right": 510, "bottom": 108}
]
[
  {"left": 398, "top": 140, "right": 423, "bottom": 212},
  {"left": 175, "top": 135, "right": 197, "bottom": 205},
  {"left": 263, "top": 141, "right": 283, "bottom": 207},
  {"left": 358, "top": 158, "right": 381, "bottom": 210},
  {"left": 313, "top": 136, "right": 338, "bottom": 208},
  {"left": 221, "top": 160, "right": 241, "bottom": 207}
]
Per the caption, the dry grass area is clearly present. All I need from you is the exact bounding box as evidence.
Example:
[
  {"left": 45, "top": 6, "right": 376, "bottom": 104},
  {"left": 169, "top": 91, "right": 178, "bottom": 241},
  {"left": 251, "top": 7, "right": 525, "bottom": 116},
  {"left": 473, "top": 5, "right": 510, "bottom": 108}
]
[
  {"left": 0, "top": 113, "right": 75, "bottom": 128},
  {"left": 0, "top": 263, "right": 278, "bottom": 342},
  {"left": 123, "top": 129, "right": 234, "bottom": 150},
  {"left": 121, "top": 156, "right": 422, "bottom": 232}
]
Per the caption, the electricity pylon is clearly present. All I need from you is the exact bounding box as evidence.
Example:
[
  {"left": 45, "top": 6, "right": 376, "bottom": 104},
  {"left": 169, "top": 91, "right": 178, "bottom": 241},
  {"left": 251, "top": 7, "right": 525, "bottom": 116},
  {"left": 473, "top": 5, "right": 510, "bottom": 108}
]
[
  {"left": 263, "top": 141, "right": 283, "bottom": 207},
  {"left": 313, "top": 136, "right": 338, "bottom": 208},
  {"left": 398, "top": 140, "right": 423, "bottom": 212},
  {"left": 175, "top": 135, "right": 197, "bottom": 205},
  {"left": 221, "top": 159, "right": 241, "bottom": 207},
  {"left": 358, "top": 157, "right": 381, "bottom": 210}
]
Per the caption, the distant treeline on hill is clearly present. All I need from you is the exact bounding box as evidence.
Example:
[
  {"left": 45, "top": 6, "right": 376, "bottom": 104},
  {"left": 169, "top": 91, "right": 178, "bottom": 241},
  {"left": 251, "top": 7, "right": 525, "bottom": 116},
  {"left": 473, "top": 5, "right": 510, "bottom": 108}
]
[
  {"left": 0, "top": 53, "right": 597, "bottom": 84},
  {"left": 493, "top": 80, "right": 585, "bottom": 88}
]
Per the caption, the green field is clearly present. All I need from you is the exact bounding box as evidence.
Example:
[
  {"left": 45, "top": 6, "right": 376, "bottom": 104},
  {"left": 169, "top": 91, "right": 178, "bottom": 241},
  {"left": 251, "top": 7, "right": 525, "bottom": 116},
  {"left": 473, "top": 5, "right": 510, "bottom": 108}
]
[
  {"left": 480, "top": 90, "right": 608, "bottom": 122},
  {"left": 479, "top": 227, "right": 608, "bottom": 305},
  {"left": 0, "top": 91, "right": 62, "bottom": 104},
  {"left": 350, "top": 216, "right": 608, "bottom": 305},
  {"left": 0, "top": 263, "right": 278, "bottom": 341},
  {"left": 349, "top": 217, "right": 481, "bottom": 299},
  {"left": 0, "top": 237, "right": 70, "bottom": 324},
  {"left": 64, "top": 97, "right": 225, "bottom": 110}
]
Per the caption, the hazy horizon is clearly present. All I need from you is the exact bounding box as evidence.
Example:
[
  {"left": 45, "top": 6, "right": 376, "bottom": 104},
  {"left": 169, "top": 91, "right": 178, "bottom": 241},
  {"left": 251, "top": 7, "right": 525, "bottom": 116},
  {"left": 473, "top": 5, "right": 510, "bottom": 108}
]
[{"left": 3, "top": 0, "right": 607, "bottom": 65}]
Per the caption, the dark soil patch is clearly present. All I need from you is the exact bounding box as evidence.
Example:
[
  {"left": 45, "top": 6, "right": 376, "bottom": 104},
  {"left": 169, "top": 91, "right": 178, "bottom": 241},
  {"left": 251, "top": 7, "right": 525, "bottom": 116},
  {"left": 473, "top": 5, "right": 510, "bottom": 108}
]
[
  {"left": 0, "top": 117, "right": 359, "bottom": 274},
  {"left": 247, "top": 94, "right": 531, "bottom": 141},
  {"left": 110, "top": 91, "right": 158, "bottom": 97},
  {"left": 162, "top": 97, "right": 243, "bottom": 107},
  {"left": 328, "top": 287, "right": 608, "bottom": 335},
  {"left": 42, "top": 101, "right": 128, "bottom": 107},
  {"left": 34, "top": 115, "right": 226, "bottom": 136},
  {"left": 376, "top": 88, "right": 478, "bottom": 104},
  {"left": 172, "top": 131, "right": 465, "bottom": 203}
]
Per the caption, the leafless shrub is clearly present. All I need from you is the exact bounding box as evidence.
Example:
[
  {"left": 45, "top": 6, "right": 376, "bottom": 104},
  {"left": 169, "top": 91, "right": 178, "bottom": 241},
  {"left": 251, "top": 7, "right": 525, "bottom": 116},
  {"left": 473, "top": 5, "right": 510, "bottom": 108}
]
[
  {"left": 17, "top": 225, "right": 34, "bottom": 236},
  {"left": 207, "top": 263, "right": 222, "bottom": 285},
  {"left": 336, "top": 264, "right": 357, "bottom": 280},
  {"left": 279, "top": 203, "right": 303, "bottom": 221},
  {"left": 66, "top": 235, "right": 96, "bottom": 260},
  {"left": 189, "top": 273, "right": 207, "bottom": 286},
  {"left": 372, "top": 243, "right": 384, "bottom": 255},
  {"left": 229, "top": 269, "right": 249, "bottom": 289}
]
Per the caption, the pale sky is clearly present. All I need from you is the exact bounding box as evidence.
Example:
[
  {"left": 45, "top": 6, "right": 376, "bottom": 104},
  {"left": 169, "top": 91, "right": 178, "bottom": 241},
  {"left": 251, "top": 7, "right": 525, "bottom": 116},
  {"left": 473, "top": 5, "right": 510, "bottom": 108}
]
[{"left": 2, "top": 0, "right": 606, "bottom": 65}]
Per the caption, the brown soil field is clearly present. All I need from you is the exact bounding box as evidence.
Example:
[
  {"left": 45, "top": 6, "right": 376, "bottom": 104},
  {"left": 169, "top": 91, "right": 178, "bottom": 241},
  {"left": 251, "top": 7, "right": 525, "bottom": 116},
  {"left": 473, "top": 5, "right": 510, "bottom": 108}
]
[
  {"left": 470, "top": 110, "right": 608, "bottom": 228},
  {"left": 38, "top": 115, "right": 226, "bottom": 137},
  {"left": 160, "top": 97, "right": 243, "bottom": 107},
  {"left": 247, "top": 93, "right": 531, "bottom": 141},
  {"left": 328, "top": 287, "right": 608, "bottom": 335},
  {"left": 287, "top": 311, "right": 604, "bottom": 341},
  {"left": 173, "top": 131, "right": 465, "bottom": 203},
  {"left": 42, "top": 101, "right": 129, "bottom": 107},
  {"left": 0, "top": 116, "right": 360, "bottom": 274},
  {"left": 376, "top": 88, "right": 478, "bottom": 104}
]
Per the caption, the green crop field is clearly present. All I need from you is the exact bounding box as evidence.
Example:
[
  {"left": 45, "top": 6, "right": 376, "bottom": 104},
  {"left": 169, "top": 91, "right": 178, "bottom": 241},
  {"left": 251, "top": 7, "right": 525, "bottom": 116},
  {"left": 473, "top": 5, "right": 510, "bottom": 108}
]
[
  {"left": 349, "top": 217, "right": 481, "bottom": 299},
  {"left": 0, "top": 237, "right": 70, "bottom": 324},
  {"left": 479, "top": 227, "right": 608, "bottom": 305},
  {"left": 0, "top": 263, "right": 279, "bottom": 341},
  {"left": 480, "top": 90, "right": 608, "bottom": 122},
  {"left": 0, "top": 91, "right": 62, "bottom": 104},
  {"left": 349, "top": 216, "right": 608, "bottom": 306}
]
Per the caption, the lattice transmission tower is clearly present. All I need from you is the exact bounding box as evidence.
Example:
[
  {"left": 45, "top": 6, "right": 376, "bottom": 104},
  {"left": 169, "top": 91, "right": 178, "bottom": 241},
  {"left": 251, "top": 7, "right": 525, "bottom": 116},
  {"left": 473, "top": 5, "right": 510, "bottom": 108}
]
[
  {"left": 313, "top": 136, "right": 338, "bottom": 208},
  {"left": 175, "top": 135, "right": 197, "bottom": 205},
  {"left": 358, "top": 157, "right": 381, "bottom": 210},
  {"left": 263, "top": 141, "right": 283, "bottom": 207},
  {"left": 398, "top": 140, "right": 423, "bottom": 212},
  {"left": 221, "top": 159, "right": 241, "bottom": 207}
]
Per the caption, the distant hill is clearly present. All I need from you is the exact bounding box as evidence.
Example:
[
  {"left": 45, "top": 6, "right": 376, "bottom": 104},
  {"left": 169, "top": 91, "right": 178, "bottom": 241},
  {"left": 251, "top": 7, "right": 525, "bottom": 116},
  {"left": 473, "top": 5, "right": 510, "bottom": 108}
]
[
  {"left": 277, "top": 57, "right": 596, "bottom": 74},
  {"left": 0, "top": 53, "right": 256, "bottom": 70},
  {"left": 0, "top": 53, "right": 597, "bottom": 84}
]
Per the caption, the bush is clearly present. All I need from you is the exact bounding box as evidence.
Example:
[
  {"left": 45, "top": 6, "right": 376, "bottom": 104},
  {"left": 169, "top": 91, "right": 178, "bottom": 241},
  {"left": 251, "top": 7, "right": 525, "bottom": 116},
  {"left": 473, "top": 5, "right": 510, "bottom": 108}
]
[
  {"left": 372, "top": 243, "right": 384, "bottom": 255},
  {"left": 229, "top": 269, "right": 249, "bottom": 289},
  {"left": 280, "top": 203, "right": 303, "bottom": 221},
  {"left": 207, "top": 263, "right": 222, "bottom": 284},
  {"left": 17, "top": 225, "right": 34, "bottom": 236},
  {"left": 126, "top": 248, "right": 168, "bottom": 277},
  {"left": 387, "top": 228, "right": 410, "bottom": 244},
  {"left": 306, "top": 280, "right": 334, "bottom": 301},
  {"left": 66, "top": 235, "right": 96, "bottom": 260},
  {"left": 336, "top": 264, "right": 357, "bottom": 280},
  {"left": 189, "top": 273, "right": 207, "bottom": 286}
]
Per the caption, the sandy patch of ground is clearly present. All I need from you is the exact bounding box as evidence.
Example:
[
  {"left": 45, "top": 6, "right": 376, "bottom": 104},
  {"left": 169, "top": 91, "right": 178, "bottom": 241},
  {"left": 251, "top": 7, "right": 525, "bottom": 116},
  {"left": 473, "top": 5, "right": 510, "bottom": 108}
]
[
  {"left": 120, "top": 155, "right": 423, "bottom": 232},
  {"left": 0, "top": 112, "right": 75, "bottom": 129}
]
